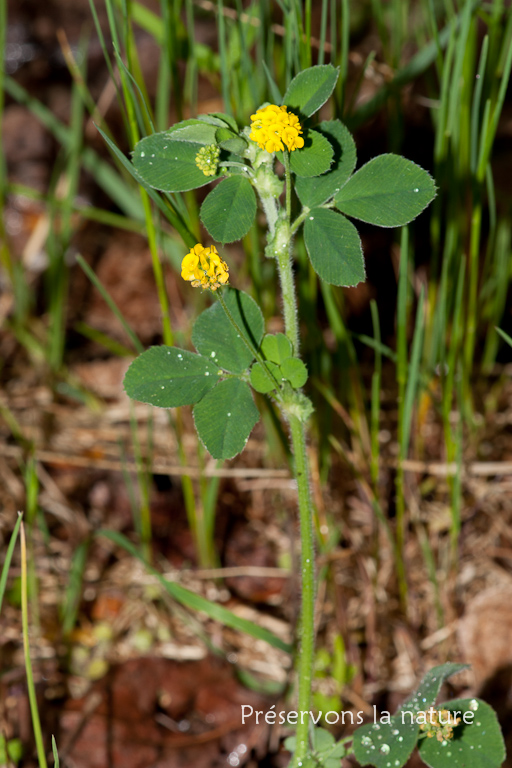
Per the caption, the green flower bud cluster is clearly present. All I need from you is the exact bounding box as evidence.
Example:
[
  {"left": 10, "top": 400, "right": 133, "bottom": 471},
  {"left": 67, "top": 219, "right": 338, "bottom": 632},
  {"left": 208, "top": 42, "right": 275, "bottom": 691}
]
[{"left": 195, "top": 144, "right": 220, "bottom": 177}]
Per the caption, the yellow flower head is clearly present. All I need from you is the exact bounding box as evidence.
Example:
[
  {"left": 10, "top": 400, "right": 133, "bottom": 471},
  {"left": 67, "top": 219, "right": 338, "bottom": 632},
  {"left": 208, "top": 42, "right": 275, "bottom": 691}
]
[
  {"left": 249, "top": 104, "right": 305, "bottom": 153},
  {"left": 181, "top": 244, "right": 229, "bottom": 291}
]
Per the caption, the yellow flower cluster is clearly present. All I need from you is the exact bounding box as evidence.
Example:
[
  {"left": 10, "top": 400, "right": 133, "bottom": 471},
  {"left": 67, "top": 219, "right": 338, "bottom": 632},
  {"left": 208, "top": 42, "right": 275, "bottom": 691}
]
[
  {"left": 181, "top": 244, "right": 229, "bottom": 291},
  {"left": 249, "top": 104, "right": 304, "bottom": 153},
  {"left": 418, "top": 710, "right": 461, "bottom": 743}
]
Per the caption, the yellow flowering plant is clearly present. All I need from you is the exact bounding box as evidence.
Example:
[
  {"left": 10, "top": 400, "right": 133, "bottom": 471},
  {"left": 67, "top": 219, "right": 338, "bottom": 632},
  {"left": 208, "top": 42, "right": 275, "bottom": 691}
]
[{"left": 120, "top": 64, "right": 502, "bottom": 768}]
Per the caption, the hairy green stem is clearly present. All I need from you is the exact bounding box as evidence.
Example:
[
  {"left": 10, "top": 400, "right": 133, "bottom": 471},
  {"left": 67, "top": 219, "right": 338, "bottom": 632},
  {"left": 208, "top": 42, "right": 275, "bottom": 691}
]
[
  {"left": 256, "top": 186, "right": 279, "bottom": 236},
  {"left": 274, "top": 154, "right": 315, "bottom": 766},
  {"left": 276, "top": 240, "right": 299, "bottom": 354},
  {"left": 288, "top": 414, "right": 315, "bottom": 768}
]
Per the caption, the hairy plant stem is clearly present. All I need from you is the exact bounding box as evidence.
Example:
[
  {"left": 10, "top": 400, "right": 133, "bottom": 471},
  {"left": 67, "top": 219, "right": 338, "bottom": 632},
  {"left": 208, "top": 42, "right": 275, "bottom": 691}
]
[
  {"left": 276, "top": 152, "right": 315, "bottom": 767},
  {"left": 276, "top": 240, "right": 300, "bottom": 355},
  {"left": 256, "top": 186, "right": 279, "bottom": 236},
  {"left": 287, "top": 414, "right": 315, "bottom": 768}
]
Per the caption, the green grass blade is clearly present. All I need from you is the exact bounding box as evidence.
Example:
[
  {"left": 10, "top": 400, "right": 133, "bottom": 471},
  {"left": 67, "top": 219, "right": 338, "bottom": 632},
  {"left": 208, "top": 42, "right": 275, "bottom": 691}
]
[
  {"left": 20, "top": 522, "right": 48, "bottom": 768},
  {"left": 52, "top": 736, "right": 60, "bottom": 768},
  {"left": 99, "top": 529, "right": 292, "bottom": 653},
  {"left": 317, "top": 0, "right": 329, "bottom": 66},
  {"left": 4, "top": 77, "right": 142, "bottom": 219},
  {"left": 401, "top": 287, "right": 425, "bottom": 456},
  {"left": 470, "top": 34, "right": 489, "bottom": 174},
  {"left": 496, "top": 326, "right": 512, "bottom": 348},
  {"left": 217, "top": 0, "right": 232, "bottom": 114},
  {"left": 477, "top": 11, "right": 512, "bottom": 180},
  {"left": 0, "top": 513, "right": 23, "bottom": 615},
  {"left": 348, "top": 2, "right": 481, "bottom": 129},
  {"left": 370, "top": 300, "right": 382, "bottom": 488},
  {"left": 61, "top": 541, "right": 88, "bottom": 635},
  {"left": 75, "top": 254, "right": 144, "bottom": 354}
]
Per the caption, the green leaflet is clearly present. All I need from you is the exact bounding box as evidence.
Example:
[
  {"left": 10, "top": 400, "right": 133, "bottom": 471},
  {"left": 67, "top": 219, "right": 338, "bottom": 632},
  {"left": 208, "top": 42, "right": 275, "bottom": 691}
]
[
  {"left": 261, "top": 333, "right": 293, "bottom": 364},
  {"left": 283, "top": 64, "right": 339, "bottom": 117},
  {"left": 352, "top": 715, "right": 419, "bottom": 768},
  {"left": 334, "top": 154, "right": 437, "bottom": 227},
  {"left": 280, "top": 357, "right": 308, "bottom": 388},
  {"left": 399, "top": 663, "right": 468, "bottom": 715},
  {"left": 215, "top": 127, "right": 247, "bottom": 154},
  {"left": 167, "top": 119, "right": 219, "bottom": 144},
  {"left": 250, "top": 361, "right": 281, "bottom": 393},
  {"left": 295, "top": 120, "right": 357, "bottom": 207},
  {"left": 192, "top": 289, "right": 264, "bottom": 374},
  {"left": 303, "top": 208, "right": 365, "bottom": 287},
  {"left": 200, "top": 176, "right": 257, "bottom": 242},
  {"left": 194, "top": 378, "right": 259, "bottom": 459},
  {"left": 123, "top": 347, "right": 220, "bottom": 407},
  {"left": 288, "top": 129, "right": 334, "bottom": 178},
  {"left": 132, "top": 134, "right": 221, "bottom": 192}
]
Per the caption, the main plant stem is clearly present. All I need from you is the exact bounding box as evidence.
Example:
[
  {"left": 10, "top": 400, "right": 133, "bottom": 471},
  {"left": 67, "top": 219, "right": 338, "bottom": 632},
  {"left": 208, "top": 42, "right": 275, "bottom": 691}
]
[
  {"left": 288, "top": 415, "right": 315, "bottom": 767},
  {"left": 279, "top": 151, "right": 315, "bottom": 767}
]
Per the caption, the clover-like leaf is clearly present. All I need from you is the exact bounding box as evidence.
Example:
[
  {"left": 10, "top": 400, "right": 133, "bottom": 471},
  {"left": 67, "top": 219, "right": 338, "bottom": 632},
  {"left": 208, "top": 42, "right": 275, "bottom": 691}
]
[
  {"left": 200, "top": 176, "right": 257, "bottom": 243},
  {"left": 133, "top": 135, "right": 221, "bottom": 192},
  {"left": 288, "top": 129, "right": 334, "bottom": 178},
  {"left": 123, "top": 347, "right": 220, "bottom": 407},
  {"left": 192, "top": 288, "right": 264, "bottom": 374},
  {"left": 334, "top": 154, "right": 436, "bottom": 227},
  {"left": 261, "top": 333, "right": 293, "bottom": 364},
  {"left": 304, "top": 208, "right": 365, "bottom": 286},
  {"left": 418, "top": 698, "right": 505, "bottom": 768},
  {"left": 283, "top": 64, "right": 339, "bottom": 117},
  {"left": 193, "top": 378, "right": 259, "bottom": 459},
  {"left": 295, "top": 120, "right": 356, "bottom": 207}
]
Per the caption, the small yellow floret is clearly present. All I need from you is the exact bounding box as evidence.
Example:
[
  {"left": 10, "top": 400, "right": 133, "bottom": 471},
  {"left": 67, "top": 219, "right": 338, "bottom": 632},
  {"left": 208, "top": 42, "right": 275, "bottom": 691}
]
[
  {"left": 181, "top": 243, "right": 229, "bottom": 291},
  {"left": 249, "top": 104, "right": 304, "bottom": 153}
]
